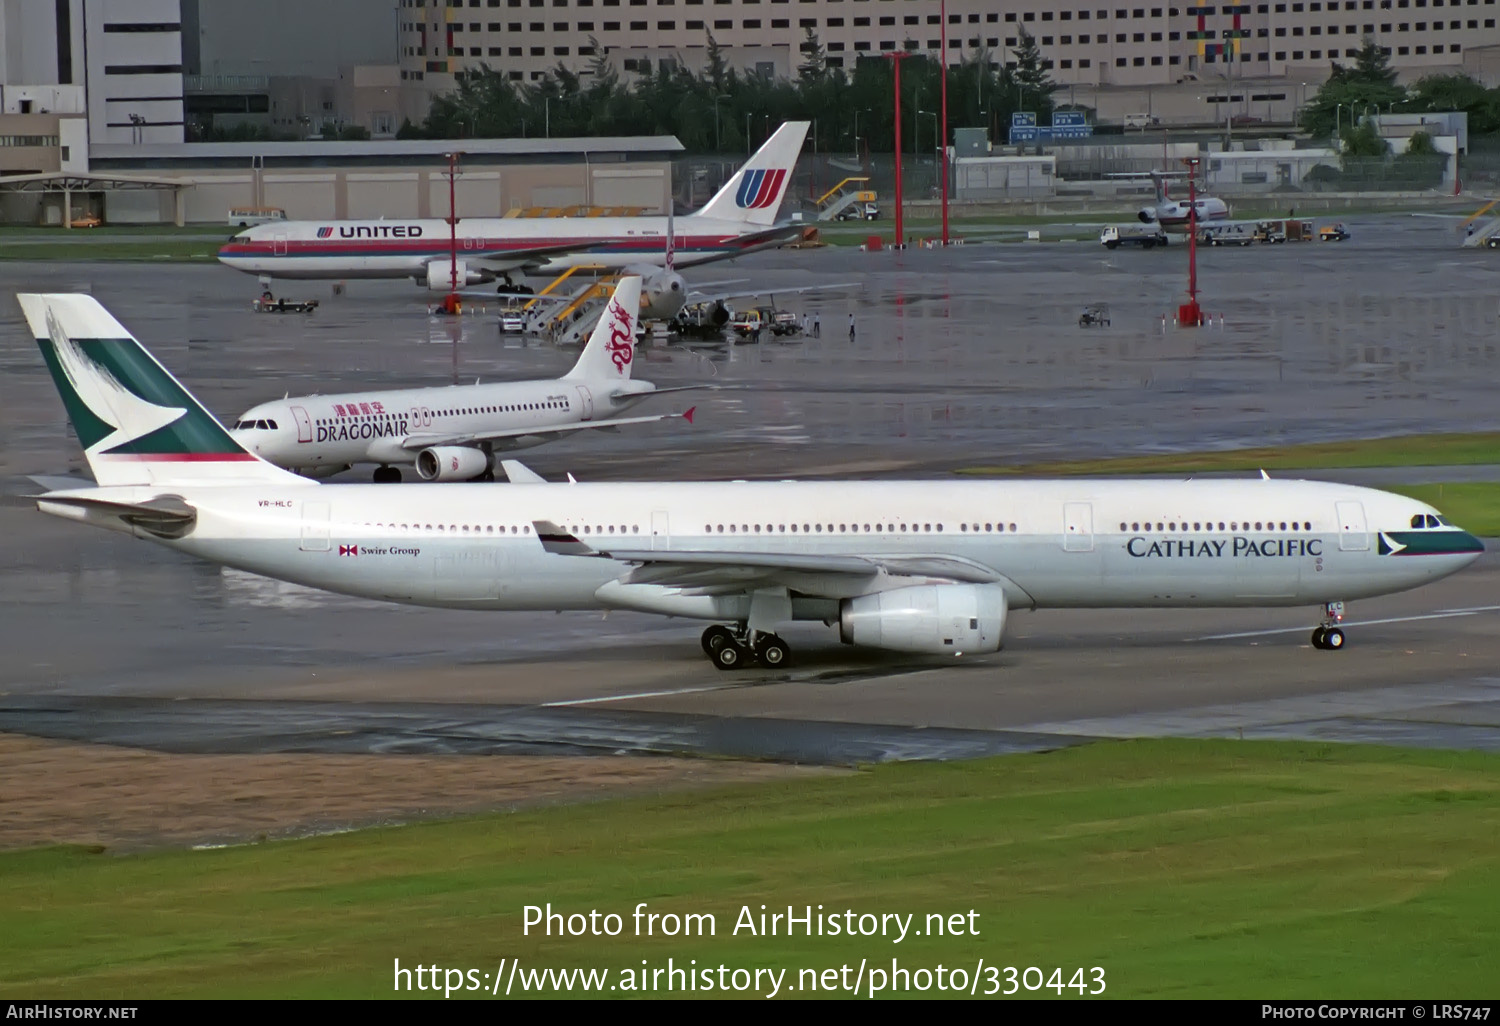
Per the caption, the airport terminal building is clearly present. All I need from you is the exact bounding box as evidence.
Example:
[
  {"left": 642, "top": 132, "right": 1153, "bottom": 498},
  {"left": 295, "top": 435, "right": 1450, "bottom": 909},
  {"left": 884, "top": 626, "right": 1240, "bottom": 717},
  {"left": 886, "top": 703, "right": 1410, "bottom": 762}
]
[{"left": 400, "top": 0, "right": 1500, "bottom": 125}]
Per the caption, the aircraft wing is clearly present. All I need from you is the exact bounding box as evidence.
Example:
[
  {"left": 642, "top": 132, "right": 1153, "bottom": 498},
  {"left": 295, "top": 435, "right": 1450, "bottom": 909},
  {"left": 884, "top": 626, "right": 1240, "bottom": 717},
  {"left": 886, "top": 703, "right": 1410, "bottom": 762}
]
[
  {"left": 398, "top": 409, "right": 695, "bottom": 450},
  {"left": 532, "top": 521, "right": 1008, "bottom": 591},
  {"left": 677, "top": 223, "right": 806, "bottom": 268},
  {"left": 685, "top": 281, "right": 862, "bottom": 306},
  {"left": 464, "top": 241, "right": 599, "bottom": 273}
]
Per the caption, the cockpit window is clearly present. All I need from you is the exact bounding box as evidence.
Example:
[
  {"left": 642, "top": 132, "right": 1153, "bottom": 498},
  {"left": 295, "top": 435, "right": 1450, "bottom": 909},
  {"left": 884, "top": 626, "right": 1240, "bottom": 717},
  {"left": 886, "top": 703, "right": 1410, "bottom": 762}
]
[
  {"left": 1411, "top": 514, "right": 1425, "bottom": 529},
  {"left": 1426, "top": 514, "right": 1441, "bottom": 528},
  {"left": 1437, "top": 515, "right": 1453, "bottom": 526}
]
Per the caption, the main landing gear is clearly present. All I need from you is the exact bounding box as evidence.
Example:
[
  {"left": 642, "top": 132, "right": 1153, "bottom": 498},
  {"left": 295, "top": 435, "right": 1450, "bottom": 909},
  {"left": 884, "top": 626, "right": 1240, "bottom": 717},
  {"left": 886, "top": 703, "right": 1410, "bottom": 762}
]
[
  {"left": 1311, "top": 601, "right": 1347, "bottom": 651},
  {"left": 372, "top": 465, "right": 402, "bottom": 484},
  {"left": 700, "top": 624, "right": 791, "bottom": 670}
]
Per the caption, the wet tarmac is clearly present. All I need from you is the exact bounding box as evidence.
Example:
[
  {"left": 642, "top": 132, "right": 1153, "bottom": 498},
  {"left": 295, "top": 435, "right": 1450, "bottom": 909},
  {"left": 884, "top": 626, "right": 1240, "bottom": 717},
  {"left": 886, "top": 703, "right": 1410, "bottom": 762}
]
[{"left": 2, "top": 212, "right": 1499, "bottom": 764}]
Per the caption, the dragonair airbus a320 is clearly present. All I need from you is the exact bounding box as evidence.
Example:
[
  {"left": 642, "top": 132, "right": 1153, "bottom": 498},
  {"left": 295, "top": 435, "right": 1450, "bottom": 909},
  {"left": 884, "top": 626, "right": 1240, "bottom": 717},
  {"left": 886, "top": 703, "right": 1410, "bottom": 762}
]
[
  {"left": 230, "top": 276, "right": 702, "bottom": 483},
  {"left": 17, "top": 293, "right": 1484, "bottom": 668},
  {"left": 216, "top": 121, "right": 811, "bottom": 291}
]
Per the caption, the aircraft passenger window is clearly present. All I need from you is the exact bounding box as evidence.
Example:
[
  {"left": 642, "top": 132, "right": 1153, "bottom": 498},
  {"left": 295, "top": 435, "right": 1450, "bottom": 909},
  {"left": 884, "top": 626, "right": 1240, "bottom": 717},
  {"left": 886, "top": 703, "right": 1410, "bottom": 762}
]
[
  {"left": 925, "top": 524, "right": 931, "bottom": 532},
  {"left": 729, "top": 525, "right": 736, "bottom": 532},
  {"left": 1169, "top": 523, "right": 1176, "bottom": 531},
  {"left": 1120, "top": 523, "right": 1128, "bottom": 531},
  {"left": 875, "top": 524, "right": 883, "bottom": 532},
  {"left": 462, "top": 525, "right": 470, "bottom": 533},
  {"left": 754, "top": 524, "right": 761, "bottom": 532},
  {"left": 487, "top": 526, "right": 493, "bottom": 533},
  {"left": 841, "top": 524, "right": 848, "bottom": 533},
  {"left": 803, "top": 524, "right": 810, "bottom": 532},
  {"left": 1279, "top": 522, "right": 1286, "bottom": 530},
  {"left": 525, "top": 526, "right": 532, "bottom": 533},
  {"left": 985, "top": 523, "right": 993, "bottom": 532},
  {"left": 864, "top": 524, "right": 872, "bottom": 532},
  {"left": 936, "top": 524, "right": 943, "bottom": 532},
  {"left": 1131, "top": 522, "right": 1139, "bottom": 531},
  {"left": 899, "top": 524, "right": 906, "bottom": 532},
  {"left": 1009, "top": 524, "right": 1017, "bottom": 532},
  {"left": 1156, "top": 523, "right": 1164, "bottom": 532}
]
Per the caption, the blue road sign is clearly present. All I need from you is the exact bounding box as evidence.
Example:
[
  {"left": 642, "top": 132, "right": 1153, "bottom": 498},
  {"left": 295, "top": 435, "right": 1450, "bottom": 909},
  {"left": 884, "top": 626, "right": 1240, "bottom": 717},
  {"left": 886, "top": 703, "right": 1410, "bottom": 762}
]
[
  {"left": 1010, "top": 111, "right": 1036, "bottom": 128},
  {"left": 1052, "top": 111, "right": 1088, "bottom": 128}
]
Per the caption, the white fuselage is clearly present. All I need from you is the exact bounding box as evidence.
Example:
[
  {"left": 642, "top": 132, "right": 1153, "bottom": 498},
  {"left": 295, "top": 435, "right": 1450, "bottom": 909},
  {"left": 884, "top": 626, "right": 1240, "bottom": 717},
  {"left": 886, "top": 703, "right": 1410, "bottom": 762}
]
[
  {"left": 218, "top": 214, "right": 783, "bottom": 282},
  {"left": 45, "top": 477, "right": 1481, "bottom": 619},
  {"left": 232, "top": 378, "right": 660, "bottom": 471}
]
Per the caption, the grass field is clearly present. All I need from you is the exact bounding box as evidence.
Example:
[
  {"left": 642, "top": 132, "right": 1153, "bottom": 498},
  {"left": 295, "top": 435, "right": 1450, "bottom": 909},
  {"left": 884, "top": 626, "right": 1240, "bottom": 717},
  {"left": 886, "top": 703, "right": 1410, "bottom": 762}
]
[
  {"left": 2, "top": 739, "right": 1497, "bottom": 998},
  {"left": 1386, "top": 482, "right": 1500, "bottom": 537},
  {"left": 959, "top": 432, "right": 1500, "bottom": 477},
  {"left": 0, "top": 226, "right": 227, "bottom": 262}
]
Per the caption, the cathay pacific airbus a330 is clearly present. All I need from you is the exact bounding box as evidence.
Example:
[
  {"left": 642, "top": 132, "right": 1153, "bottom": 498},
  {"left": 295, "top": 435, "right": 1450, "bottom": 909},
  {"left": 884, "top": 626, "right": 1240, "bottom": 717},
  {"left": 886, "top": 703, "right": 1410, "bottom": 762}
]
[{"left": 18, "top": 293, "right": 1483, "bottom": 669}]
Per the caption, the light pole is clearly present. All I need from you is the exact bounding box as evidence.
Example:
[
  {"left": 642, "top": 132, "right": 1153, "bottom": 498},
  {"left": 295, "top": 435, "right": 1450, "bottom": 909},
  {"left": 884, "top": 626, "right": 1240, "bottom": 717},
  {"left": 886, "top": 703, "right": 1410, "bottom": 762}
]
[
  {"left": 918, "top": 108, "right": 939, "bottom": 172},
  {"left": 852, "top": 107, "right": 872, "bottom": 161},
  {"left": 712, "top": 93, "right": 721, "bottom": 151},
  {"left": 745, "top": 111, "right": 752, "bottom": 155},
  {"left": 1335, "top": 101, "right": 1343, "bottom": 144},
  {"left": 545, "top": 96, "right": 550, "bottom": 138},
  {"left": 886, "top": 51, "right": 914, "bottom": 248}
]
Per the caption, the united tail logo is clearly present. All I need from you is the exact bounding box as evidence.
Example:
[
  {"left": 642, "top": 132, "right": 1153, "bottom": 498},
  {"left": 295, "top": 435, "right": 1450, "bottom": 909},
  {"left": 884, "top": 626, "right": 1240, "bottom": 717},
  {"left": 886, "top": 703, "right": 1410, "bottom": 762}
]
[{"left": 735, "top": 169, "right": 787, "bottom": 209}]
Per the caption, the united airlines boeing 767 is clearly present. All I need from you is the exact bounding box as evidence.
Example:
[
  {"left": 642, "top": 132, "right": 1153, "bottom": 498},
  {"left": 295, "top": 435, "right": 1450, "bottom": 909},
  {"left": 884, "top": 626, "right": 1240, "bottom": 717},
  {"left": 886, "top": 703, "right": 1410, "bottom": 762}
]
[{"left": 17, "top": 293, "right": 1483, "bottom": 668}]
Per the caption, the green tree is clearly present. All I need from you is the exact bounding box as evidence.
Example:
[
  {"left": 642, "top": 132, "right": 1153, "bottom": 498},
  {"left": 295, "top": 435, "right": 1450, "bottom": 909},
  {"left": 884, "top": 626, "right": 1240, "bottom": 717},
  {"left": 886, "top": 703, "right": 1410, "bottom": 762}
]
[
  {"left": 1012, "top": 29, "right": 1057, "bottom": 121},
  {"left": 1405, "top": 129, "right": 1438, "bottom": 155},
  {"left": 1349, "top": 35, "right": 1398, "bottom": 87},
  {"left": 797, "top": 28, "right": 826, "bottom": 85},
  {"left": 1340, "top": 116, "right": 1389, "bottom": 159}
]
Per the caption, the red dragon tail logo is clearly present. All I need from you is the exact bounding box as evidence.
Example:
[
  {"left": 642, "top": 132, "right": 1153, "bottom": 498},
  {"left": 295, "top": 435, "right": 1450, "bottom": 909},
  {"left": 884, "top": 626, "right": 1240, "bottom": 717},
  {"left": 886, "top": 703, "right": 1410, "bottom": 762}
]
[{"left": 605, "top": 298, "right": 634, "bottom": 373}]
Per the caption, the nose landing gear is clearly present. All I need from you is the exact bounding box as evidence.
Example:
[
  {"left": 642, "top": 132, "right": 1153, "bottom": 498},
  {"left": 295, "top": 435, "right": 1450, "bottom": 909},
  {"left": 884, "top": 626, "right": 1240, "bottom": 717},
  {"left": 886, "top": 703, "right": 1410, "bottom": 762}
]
[
  {"left": 700, "top": 624, "right": 791, "bottom": 670},
  {"left": 1311, "top": 601, "right": 1346, "bottom": 650}
]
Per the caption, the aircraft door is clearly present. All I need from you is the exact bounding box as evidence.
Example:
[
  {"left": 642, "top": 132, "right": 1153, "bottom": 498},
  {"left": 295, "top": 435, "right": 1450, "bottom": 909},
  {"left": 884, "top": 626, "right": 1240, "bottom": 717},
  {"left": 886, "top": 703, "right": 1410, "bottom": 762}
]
[
  {"left": 1336, "top": 501, "right": 1369, "bottom": 551},
  {"left": 651, "top": 510, "right": 670, "bottom": 551},
  {"left": 273, "top": 232, "right": 289, "bottom": 257},
  {"left": 290, "top": 405, "right": 312, "bottom": 443},
  {"left": 299, "top": 500, "right": 330, "bottom": 552},
  {"left": 575, "top": 385, "right": 594, "bottom": 421},
  {"left": 1063, "top": 501, "right": 1094, "bottom": 552}
]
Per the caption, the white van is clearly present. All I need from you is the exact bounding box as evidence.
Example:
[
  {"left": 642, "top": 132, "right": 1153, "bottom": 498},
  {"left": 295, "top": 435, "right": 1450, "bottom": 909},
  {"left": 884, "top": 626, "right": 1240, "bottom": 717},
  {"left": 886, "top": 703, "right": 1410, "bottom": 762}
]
[
  {"left": 228, "top": 207, "right": 287, "bottom": 227},
  {"left": 1123, "top": 113, "right": 1159, "bottom": 129}
]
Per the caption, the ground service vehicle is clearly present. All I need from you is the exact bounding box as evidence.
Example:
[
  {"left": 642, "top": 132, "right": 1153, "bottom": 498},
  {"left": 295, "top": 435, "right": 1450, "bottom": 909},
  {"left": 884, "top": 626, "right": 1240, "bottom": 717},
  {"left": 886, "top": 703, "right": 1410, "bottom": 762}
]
[
  {"left": 1101, "top": 225, "right": 1169, "bottom": 249},
  {"left": 1319, "top": 223, "right": 1351, "bottom": 241},
  {"left": 228, "top": 207, "right": 287, "bottom": 228},
  {"left": 731, "top": 307, "right": 800, "bottom": 339},
  {"left": 1199, "top": 224, "right": 1254, "bottom": 247}
]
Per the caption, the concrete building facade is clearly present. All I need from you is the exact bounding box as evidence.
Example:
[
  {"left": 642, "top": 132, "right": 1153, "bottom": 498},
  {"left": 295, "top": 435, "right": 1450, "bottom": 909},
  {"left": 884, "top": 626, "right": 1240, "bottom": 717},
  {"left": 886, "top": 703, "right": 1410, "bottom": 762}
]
[{"left": 395, "top": 0, "right": 1500, "bottom": 126}]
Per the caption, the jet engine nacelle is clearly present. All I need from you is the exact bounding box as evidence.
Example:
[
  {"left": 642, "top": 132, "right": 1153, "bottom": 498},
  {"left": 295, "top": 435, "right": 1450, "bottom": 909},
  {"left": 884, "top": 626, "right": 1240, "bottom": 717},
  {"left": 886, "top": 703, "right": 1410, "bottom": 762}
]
[
  {"left": 423, "top": 260, "right": 484, "bottom": 290},
  {"left": 1138, "top": 206, "right": 1160, "bottom": 224},
  {"left": 839, "top": 584, "right": 1007, "bottom": 655},
  {"left": 415, "top": 446, "right": 490, "bottom": 481},
  {"left": 632, "top": 266, "right": 687, "bottom": 322}
]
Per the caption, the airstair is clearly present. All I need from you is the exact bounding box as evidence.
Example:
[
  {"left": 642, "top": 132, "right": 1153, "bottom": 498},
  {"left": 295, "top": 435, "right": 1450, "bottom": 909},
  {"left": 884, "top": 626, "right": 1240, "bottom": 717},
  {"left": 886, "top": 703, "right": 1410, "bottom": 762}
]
[
  {"left": 1460, "top": 199, "right": 1500, "bottom": 247},
  {"left": 815, "top": 177, "right": 876, "bottom": 221}
]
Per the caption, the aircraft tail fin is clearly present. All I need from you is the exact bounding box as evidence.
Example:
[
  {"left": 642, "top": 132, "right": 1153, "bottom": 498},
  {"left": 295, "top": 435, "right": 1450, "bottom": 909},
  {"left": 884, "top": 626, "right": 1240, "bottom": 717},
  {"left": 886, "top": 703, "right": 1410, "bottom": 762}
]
[
  {"left": 693, "top": 121, "right": 809, "bottom": 227},
  {"left": 564, "top": 275, "right": 642, "bottom": 384},
  {"left": 17, "top": 293, "right": 309, "bottom": 488}
]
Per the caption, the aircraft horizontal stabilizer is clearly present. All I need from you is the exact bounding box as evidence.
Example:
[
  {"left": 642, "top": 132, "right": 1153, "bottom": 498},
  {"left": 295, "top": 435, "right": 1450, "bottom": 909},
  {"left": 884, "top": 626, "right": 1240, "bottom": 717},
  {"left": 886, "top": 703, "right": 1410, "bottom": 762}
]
[{"left": 33, "top": 492, "right": 197, "bottom": 538}]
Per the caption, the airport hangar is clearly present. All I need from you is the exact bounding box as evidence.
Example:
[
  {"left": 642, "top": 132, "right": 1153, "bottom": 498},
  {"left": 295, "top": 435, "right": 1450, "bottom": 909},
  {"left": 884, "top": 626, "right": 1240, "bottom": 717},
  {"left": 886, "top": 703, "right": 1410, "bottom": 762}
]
[{"left": 0, "top": 135, "right": 684, "bottom": 227}]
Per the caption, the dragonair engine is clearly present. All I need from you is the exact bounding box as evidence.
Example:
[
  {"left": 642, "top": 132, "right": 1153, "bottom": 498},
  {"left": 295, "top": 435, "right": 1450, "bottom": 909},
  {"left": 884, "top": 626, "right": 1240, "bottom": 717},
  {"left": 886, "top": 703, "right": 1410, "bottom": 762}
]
[
  {"left": 415, "top": 446, "right": 489, "bottom": 481},
  {"left": 839, "top": 584, "right": 1007, "bottom": 655},
  {"left": 635, "top": 268, "right": 688, "bottom": 322},
  {"left": 1138, "top": 206, "right": 1160, "bottom": 224},
  {"left": 423, "top": 260, "right": 487, "bottom": 290}
]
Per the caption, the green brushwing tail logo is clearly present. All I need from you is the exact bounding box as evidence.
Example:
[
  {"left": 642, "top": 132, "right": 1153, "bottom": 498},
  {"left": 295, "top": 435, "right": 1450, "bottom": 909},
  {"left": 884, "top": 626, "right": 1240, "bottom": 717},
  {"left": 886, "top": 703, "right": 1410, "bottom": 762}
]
[{"left": 36, "top": 307, "right": 244, "bottom": 456}]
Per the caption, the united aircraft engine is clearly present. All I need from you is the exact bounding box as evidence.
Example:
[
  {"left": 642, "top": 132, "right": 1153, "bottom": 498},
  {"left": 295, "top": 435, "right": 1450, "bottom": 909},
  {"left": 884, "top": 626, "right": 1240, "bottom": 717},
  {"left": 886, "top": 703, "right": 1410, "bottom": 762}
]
[
  {"left": 839, "top": 584, "right": 1008, "bottom": 655},
  {"left": 424, "top": 259, "right": 487, "bottom": 290}
]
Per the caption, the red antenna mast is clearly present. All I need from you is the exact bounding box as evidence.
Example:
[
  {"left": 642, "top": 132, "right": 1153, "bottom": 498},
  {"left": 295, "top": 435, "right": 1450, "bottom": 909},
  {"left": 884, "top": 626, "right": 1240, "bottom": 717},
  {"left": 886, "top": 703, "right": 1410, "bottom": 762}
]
[
  {"left": 1178, "top": 155, "right": 1205, "bottom": 328},
  {"left": 444, "top": 150, "right": 463, "bottom": 313},
  {"left": 939, "top": 0, "right": 950, "bottom": 246},
  {"left": 886, "top": 51, "right": 914, "bottom": 249}
]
